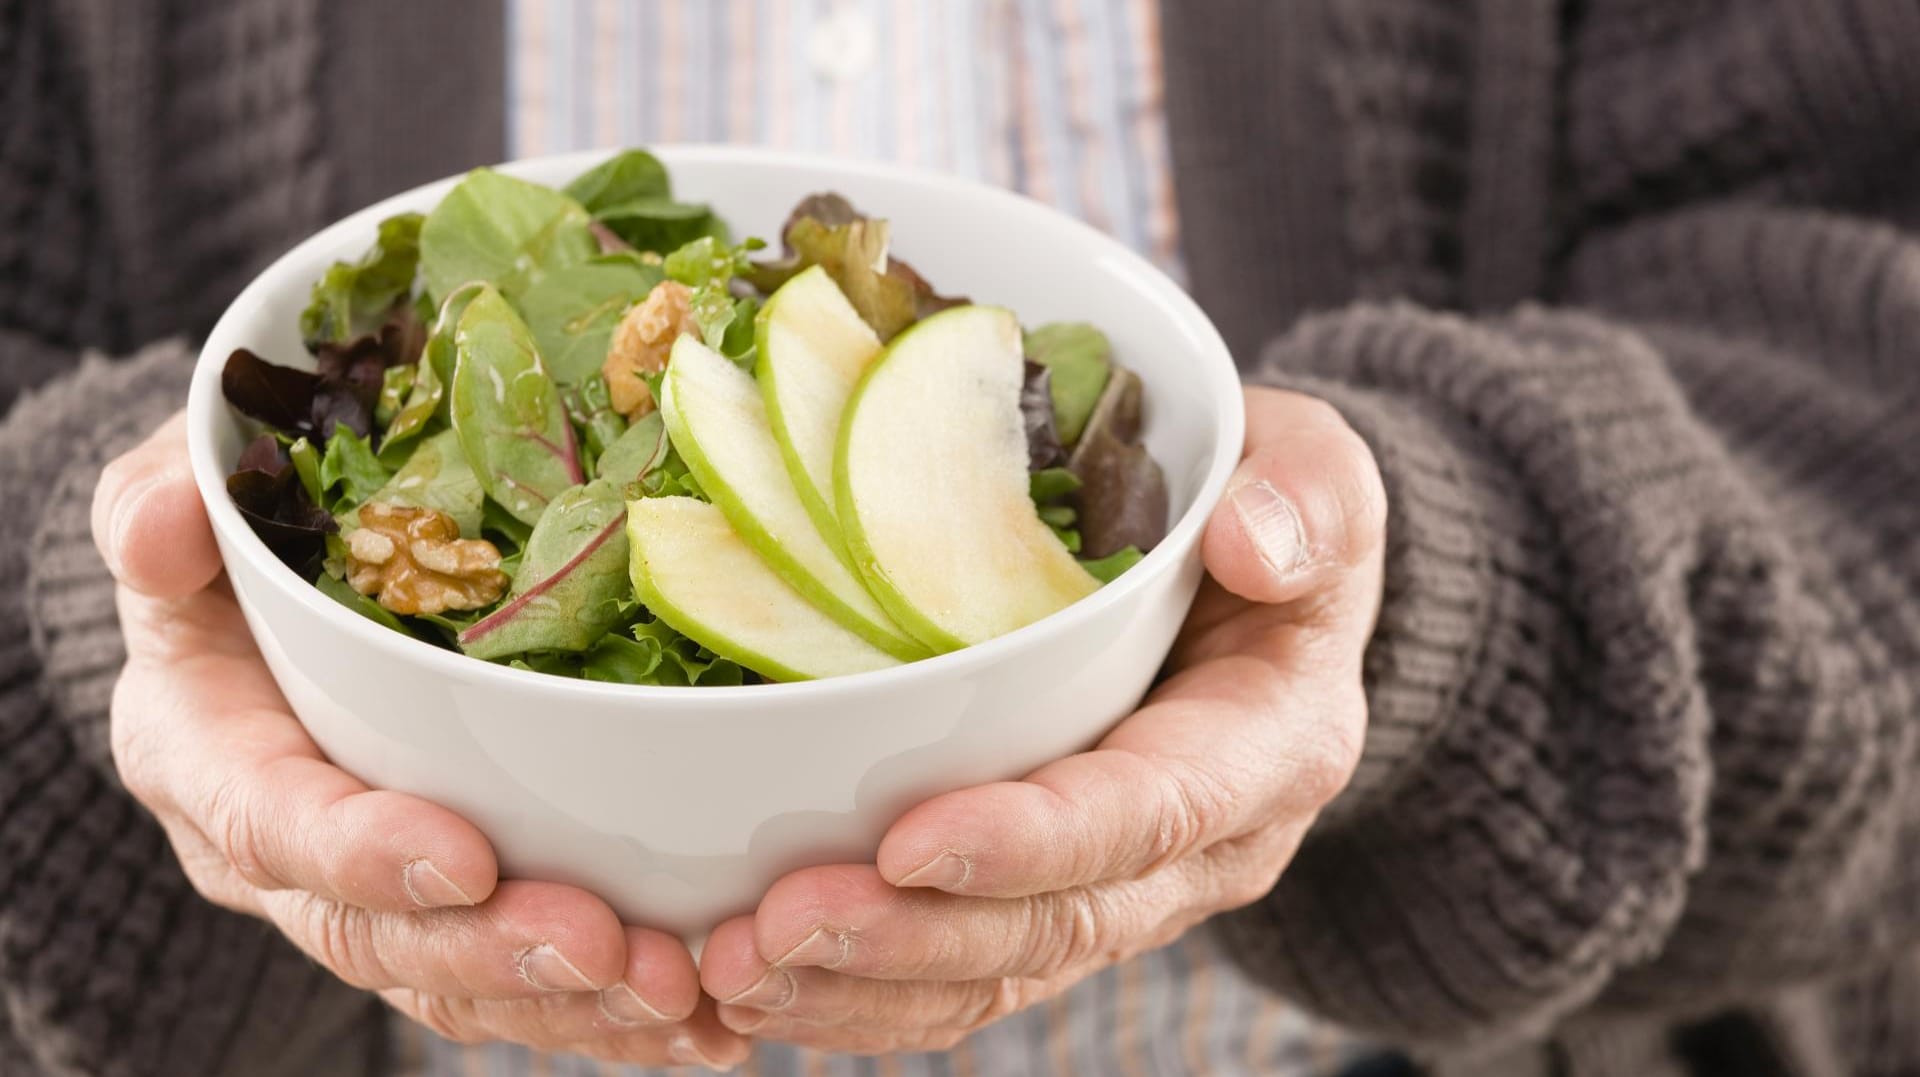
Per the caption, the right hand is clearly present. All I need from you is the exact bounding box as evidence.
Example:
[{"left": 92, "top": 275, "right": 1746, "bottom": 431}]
[{"left": 92, "top": 412, "right": 750, "bottom": 1070}]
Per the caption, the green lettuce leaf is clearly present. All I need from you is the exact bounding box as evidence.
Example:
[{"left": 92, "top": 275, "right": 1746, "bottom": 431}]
[
  {"left": 1079, "top": 546, "right": 1143, "bottom": 584},
  {"left": 317, "top": 425, "right": 392, "bottom": 514},
  {"left": 564, "top": 150, "right": 672, "bottom": 212},
  {"left": 300, "top": 212, "right": 424, "bottom": 345},
  {"left": 449, "top": 286, "right": 585, "bottom": 526},
  {"left": 316, "top": 570, "right": 414, "bottom": 634},
  {"left": 565, "top": 374, "right": 629, "bottom": 466},
  {"left": 506, "top": 615, "right": 746, "bottom": 687},
  {"left": 593, "top": 410, "right": 670, "bottom": 490},
  {"left": 380, "top": 284, "right": 484, "bottom": 463},
  {"left": 419, "top": 169, "right": 598, "bottom": 302},
  {"left": 458, "top": 480, "right": 631, "bottom": 659},
  {"left": 353, "top": 427, "right": 486, "bottom": 537},
  {"left": 597, "top": 198, "right": 728, "bottom": 255},
  {"left": 1024, "top": 323, "right": 1113, "bottom": 447},
  {"left": 514, "top": 254, "right": 665, "bottom": 384}
]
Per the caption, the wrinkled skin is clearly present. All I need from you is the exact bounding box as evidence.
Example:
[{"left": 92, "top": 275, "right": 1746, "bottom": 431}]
[
  {"left": 92, "top": 387, "right": 1384, "bottom": 1065},
  {"left": 696, "top": 388, "right": 1385, "bottom": 1054}
]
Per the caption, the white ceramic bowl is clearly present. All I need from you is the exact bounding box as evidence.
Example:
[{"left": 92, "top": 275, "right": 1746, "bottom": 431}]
[{"left": 186, "top": 147, "right": 1245, "bottom": 940}]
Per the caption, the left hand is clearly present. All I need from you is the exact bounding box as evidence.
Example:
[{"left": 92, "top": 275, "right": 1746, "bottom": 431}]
[{"left": 699, "top": 388, "right": 1387, "bottom": 1054}]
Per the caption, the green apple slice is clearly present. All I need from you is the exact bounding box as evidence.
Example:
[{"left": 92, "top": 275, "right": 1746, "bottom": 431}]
[
  {"left": 837, "top": 306, "right": 1101, "bottom": 652},
  {"left": 626, "top": 497, "right": 899, "bottom": 682},
  {"left": 661, "top": 335, "right": 929, "bottom": 661},
  {"left": 756, "top": 265, "right": 884, "bottom": 547}
]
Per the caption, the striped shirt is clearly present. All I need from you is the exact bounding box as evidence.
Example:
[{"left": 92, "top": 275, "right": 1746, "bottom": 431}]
[{"left": 394, "top": 3, "right": 1365, "bottom": 1074}]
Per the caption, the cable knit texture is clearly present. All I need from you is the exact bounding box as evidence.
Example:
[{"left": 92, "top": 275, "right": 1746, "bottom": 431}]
[
  {"left": 0, "top": 1, "right": 502, "bottom": 1073},
  {"left": 1164, "top": 1, "right": 1920, "bottom": 1074}
]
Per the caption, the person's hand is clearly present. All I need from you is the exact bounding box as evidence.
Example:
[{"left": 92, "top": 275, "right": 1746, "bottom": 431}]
[
  {"left": 93, "top": 413, "right": 750, "bottom": 1070},
  {"left": 699, "top": 388, "right": 1385, "bottom": 1053}
]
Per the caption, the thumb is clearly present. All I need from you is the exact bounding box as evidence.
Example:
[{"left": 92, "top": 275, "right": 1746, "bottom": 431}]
[
  {"left": 1201, "top": 389, "right": 1386, "bottom": 608},
  {"left": 91, "top": 411, "right": 223, "bottom": 599}
]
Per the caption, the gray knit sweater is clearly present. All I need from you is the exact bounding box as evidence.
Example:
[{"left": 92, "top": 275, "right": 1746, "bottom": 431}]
[{"left": 3, "top": 1, "right": 1917, "bottom": 1076}]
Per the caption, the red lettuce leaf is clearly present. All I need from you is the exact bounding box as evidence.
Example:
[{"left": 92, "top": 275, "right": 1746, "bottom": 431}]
[
  {"left": 1022, "top": 361, "right": 1066, "bottom": 470},
  {"left": 1067, "top": 367, "right": 1169, "bottom": 558},
  {"left": 226, "top": 434, "right": 335, "bottom": 572}
]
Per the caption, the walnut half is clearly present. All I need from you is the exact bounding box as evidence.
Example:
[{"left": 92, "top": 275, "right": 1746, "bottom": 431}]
[
  {"left": 345, "top": 502, "right": 509, "bottom": 615},
  {"left": 602, "top": 280, "right": 698, "bottom": 418}
]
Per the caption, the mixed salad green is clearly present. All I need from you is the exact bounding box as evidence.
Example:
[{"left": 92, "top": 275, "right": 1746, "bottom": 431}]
[{"left": 223, "top": 150, "right": 1168, "bottom": 685}]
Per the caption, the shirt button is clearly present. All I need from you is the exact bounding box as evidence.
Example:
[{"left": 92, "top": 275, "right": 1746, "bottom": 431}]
[{"left": 808, "top": 8, "right": 878, "bottom": 83}]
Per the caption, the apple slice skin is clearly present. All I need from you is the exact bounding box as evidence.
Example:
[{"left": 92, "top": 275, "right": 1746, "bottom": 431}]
[
  {"left": 836, "top": 306, "right": 1101, "bottom": 652},
  {"left": 662, "top": 336, "right": 930, "bottom": 662},
  {"left": 755, "top": 266, "right": 883, "bottom": 554},
  {"left": 626, "top": 497, "right": 900, "bottom": 682}
]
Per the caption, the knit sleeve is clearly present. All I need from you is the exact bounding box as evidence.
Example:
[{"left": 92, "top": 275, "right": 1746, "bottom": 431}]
[
  {"left": 1212, "top": 203, "right": 1920, "bottom": 1055},
  {"left": 0, "top": 345, "right": 383, "bottom": 1077}
]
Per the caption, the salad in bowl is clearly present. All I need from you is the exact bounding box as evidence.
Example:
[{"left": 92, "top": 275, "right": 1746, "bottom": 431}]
[
  {"left": 187, "top": 146, "right": 1239, "bottom": 934},
  {"left": 221, "top": 149, "right": 1169, "bottom": 685}
]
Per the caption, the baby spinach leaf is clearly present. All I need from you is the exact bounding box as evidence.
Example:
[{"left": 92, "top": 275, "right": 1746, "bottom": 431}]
[
  {"left": 419, "top": 168, "right": 597, "bottom": 302},
  {"left": 1024, "top": 323, "right": 1113, "bottom": 447},
  {"left": 450, "top": 286, "right": 585, "bottom": 526},
  {"left": 565, "top": 374, "right": 628, "bottom": 463},
  {"left": 380, "top": 285, "right": 483, "bottom": 462},
  {"left": 594, "top": 410, "right": 670, "bottom": 490},
  {"left": 317, "top": 426, "right": 392, "bottom": 513},
  {"left": 1080, "top": 546, "right": 1143, "bottom": 584},
  {"left": 514, "top": 255, "right": 665, "bottom": 384},
  {"left": 481, "top": 496, "right": 535, "bottom": 556},
  {"left": 598, "top": 197, "right": 727, "bottom": 255},
  {"left": 300, "top": 212, "right": 424, "bottom": 345},
  {"left": 458, "top": 480, "right": 631, "bottom": 659},
  {"left": 355, "top": 428, "right": 486, "bottom": 537},
  {"left": 564, "top": 150, "right": 672, "bottom": 212}
]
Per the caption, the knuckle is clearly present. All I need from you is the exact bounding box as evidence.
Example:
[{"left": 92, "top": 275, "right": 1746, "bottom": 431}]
[
  {"left": 402, "top": 992, "right": 482, "bottom": 1045},
  {"left": 293, "top": 896, "right": 385, "bottom": 989},
  {"left": 172, "top": 839, "right": 258, "bottom": 914},
  {"left": 1024, "top": 891, "right": 1107, "bottom": 978},
  {"left": 1142, "top": 761, "right": 1235, "bottom": 875},
  {"left": 204, "top": 772, "right": 276, "bottom": 889},
  {"left": 959, "top": 978, "right": 1026, "bottom": 1032},
  {"left": 1295, "top": 715, "right": 1364, "bottom": 810}
]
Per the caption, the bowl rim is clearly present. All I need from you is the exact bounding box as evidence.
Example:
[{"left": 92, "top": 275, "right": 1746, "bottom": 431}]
[{"left": 186, "top": 144, "right": 1246, "bottom": 703}]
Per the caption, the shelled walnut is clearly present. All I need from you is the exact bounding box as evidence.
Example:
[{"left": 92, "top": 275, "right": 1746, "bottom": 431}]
[
  {"left": 345, "top": 502, "right": 508, "bottom": 615},
  {"left": 602, "top": 280, "right": 697, "bottom": 417}
]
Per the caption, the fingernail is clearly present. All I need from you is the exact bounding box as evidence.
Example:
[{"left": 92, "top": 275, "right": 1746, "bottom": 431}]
[
  {"left": 516, "top": 943, "right": 596, "bottom": 992},
  {"left": 774, "top": 926, "right": 853, "bottom": 969},
  {"left": 721, "top": 965, "right": 795, "bottom": 1010},
  {"left": 597, "top": 983, "right": 670, "bottom": 1026},
  {"left": 717, "top": 1002, "right": 772, "bottom": 1033},
  {"left": 898, "top": 850, "right": 972, "bottom": 891},
  {"left": 1231, "top": 480, "right": 1310, "bottom": 579},
  {"left": 401, "top": 858, "right": 474, "bottom": 908},
  {"left": 669, "top": 1033, "right": 736, "bottom": 1072}
]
